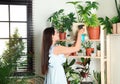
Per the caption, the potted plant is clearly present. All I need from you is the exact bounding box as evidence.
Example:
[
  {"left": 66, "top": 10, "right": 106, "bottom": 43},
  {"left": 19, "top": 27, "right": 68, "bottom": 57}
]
[
  {"left": 48, "top": 9, "right": 76, "bottom": 40},
  {"left": 63, "top": 59, "right": 80, "bottom": 84},
  {"left": 82, "top": 41, "right": 93, "bottom": 56},
  {"left": 98, "top": 16, "right": 113, "bottom": 35},
  {"left": 110, "top": 16, "right": 120, "bottom": 34},
  {"left": 67, "top": 1, "right": 99, "bottom": 40},
  {"left": 84, "top": 14, "right": 100, "bottom": 40},
  {"left": 76, "top": 58, "right": 92, "bottom": 84}
]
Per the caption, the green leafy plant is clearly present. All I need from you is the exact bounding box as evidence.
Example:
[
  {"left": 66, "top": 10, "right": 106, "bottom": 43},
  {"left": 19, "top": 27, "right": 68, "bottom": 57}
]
[
  {"left": 83, "top": 14, "right": 100, "bottom": 27},
  {"left": 115, "top": 0, "right": 120, "bottom": 20},
  {"left": 63, "top": 59, "right": 80, "bottom": 83},
  {"left": 67, "top": 1, "right": 99, "bottom": 23},
  {"left": 0, "top": 29, "right": 44, "bottom": 84},
  {"left": 98, "top": 16, "right": 112, "bottom": 34},
  {"left": 76, "top": 58, "right": 91, "bottom": 81},
  {"left": 0, "top": 29, "right": 25, "bottom": 84},
  {"left": 48, "top": 9, "right": 76, "bottom": 32},
  {"left": 93, "top": 70, "right": 101, "bottom": 84},
  {"left": 81, "top": 41, "right": 92, "bottom": 48},
  {"left": 110, "top": 16, "right": 120, "bottom": 24},
  {"left": 97, "top": 43, "right": 101, "bottom": 50}
]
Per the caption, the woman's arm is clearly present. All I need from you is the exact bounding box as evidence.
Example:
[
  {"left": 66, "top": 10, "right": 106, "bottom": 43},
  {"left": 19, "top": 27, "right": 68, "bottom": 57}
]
[{"left": 53, "top": 29, "right": 84, "bottom": 55}]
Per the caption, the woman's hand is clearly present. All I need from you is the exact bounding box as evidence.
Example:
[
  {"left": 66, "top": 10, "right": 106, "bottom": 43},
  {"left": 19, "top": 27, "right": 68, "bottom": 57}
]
[{"left": 78, "top": 28, "right": 84, "bottom": 35}]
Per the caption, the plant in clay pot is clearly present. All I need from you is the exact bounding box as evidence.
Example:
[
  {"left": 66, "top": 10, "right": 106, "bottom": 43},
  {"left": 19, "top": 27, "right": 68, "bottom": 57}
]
[
  {"left": 76, "top": 57, "right": 91, "bottom": 83},
  {"left": 67, "top": 1, "right": 100, "bottom": 40},
  {"left": 84, "top": 14, "right": 100, "bottom": 40},
  {"left": 48, "top": 9, "right": 76, "bottom": 40},
  {"left": 82, "top": 41, "right": 93, "bottom": 56}
]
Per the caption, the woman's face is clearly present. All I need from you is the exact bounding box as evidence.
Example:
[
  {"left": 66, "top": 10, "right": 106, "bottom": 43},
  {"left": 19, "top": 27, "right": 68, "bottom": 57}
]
[{"left": 52, "top": 30, "right": 59, "bottom": 42}]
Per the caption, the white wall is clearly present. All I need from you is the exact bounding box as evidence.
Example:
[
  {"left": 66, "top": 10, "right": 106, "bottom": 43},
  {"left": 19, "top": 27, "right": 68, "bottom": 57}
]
[{"left": 33, "top": 0, "right": 118, "bottom": 75}]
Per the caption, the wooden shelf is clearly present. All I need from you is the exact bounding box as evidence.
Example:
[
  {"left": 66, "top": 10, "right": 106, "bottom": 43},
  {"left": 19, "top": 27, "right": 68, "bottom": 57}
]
[
  {"left": 88, "top": 39, "right": 100, "bottom": 42},
  {"left": 67, "top": 56, "right": 102, "bottom": 59}
]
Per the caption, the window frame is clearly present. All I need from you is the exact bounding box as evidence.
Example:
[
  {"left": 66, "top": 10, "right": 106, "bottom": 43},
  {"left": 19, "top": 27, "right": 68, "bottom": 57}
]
[{"left": 0, "top": 0, "right": 34, "bottom": 75}]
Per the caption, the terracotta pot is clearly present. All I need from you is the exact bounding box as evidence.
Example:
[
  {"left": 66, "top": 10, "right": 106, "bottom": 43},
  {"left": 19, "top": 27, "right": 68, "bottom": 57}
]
[
  {"left": 67, "top": 80, "right": 70, "bottom": 84},
  {"left": 86, "top": 48, "right": 93, "bottom": 56},
  {"left": 59, "top": 32, "right": 66, "bottom": 40},
  {"left": 87, "top": 26, "right": 100, "bottom": 40}
]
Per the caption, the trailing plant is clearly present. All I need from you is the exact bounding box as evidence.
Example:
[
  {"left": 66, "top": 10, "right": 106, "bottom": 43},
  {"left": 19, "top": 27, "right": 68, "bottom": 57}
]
[{"left": 98, "top": 16, "right": 112, "bottom": 34}]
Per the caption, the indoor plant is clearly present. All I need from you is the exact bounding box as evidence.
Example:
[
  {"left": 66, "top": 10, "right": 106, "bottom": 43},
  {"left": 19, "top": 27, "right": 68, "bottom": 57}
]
[
  {"left": 93, "top": 70, "right": 101, "bottom": 84},
  {"left": 67, "top": 1, "right": 100, "bottom": 40},
  {"left": 48, "top": 9, "right": 76, "bottom": 40},
  {"left": 63, "top": 59, "right": 80, "bottom": 84},
  {"left": 98, "top": 16, "right": 112, "bottom": 35},
  {"left": 84, "top": 14, "right": 100, "bottom": 40},
  {"left": 0, "top": 29, "right": 44, "bottom": 84},
  {"left": 76, "top": 57, "right": 91, "bottom": 84},
  {"left": 82, "top": 41, "right": 93, "bottom": 56},
  {"left": 66, "top": 1, "right": 99, "bottom": 23}
]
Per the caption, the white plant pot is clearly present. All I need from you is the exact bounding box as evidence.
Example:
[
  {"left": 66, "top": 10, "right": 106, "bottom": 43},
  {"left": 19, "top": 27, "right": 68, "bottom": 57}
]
[{"left": 117, "top": 23, "right": 120, "bottom": 34}]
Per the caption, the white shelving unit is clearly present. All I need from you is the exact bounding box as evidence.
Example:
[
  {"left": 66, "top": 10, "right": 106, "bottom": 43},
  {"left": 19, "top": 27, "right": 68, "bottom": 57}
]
[
  {"left": 66, "top": 27, "right": 107, "bottom": 84},
  {"left": 107, "top": 34, "right": 120, "bottom": 84}
]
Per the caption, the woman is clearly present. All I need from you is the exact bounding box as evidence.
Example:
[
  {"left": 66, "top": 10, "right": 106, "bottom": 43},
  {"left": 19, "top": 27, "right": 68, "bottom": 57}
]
[{"left": 41, "top": 27, "right": 84, "bottom": 84}]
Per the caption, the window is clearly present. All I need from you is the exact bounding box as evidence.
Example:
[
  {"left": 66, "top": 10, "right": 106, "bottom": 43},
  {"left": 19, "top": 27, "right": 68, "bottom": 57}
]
[{"left": 0, "top": 0, "right": 33, "bottom": 74}]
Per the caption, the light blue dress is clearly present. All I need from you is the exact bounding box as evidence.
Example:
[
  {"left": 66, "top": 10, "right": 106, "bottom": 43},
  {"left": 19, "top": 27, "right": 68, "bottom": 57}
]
[{"left": 44, "top": 45, "right": 67, "bottom": 84}]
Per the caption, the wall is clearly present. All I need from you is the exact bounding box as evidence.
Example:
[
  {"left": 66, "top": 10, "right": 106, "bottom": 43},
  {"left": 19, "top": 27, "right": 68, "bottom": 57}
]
[{"left": 33, "top": 0, "right": 118, "bottom": 75}]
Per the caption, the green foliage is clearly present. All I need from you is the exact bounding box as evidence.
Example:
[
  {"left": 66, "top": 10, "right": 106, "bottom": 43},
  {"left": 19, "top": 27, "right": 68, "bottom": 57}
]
[
  {"left": 81, "top": 41, "right": 92, "bottom": 48},
  {"left": 48, "top": 9, "right": 76, "bottom": 32},
  {"left": 76, "top": 58, "right": 91, "bottom": 80},
  {"left": 98, "top": 17, "right": 112, "bottom": 34},
  {"left": 97, "top": 43, "right": 101, "bottom": 50},
  {"left": 110, "top": 16, "right": 120, "bottom": 23},
  {"left": 93, "top": 71, "right": 101, "bottom": 84},
  {"left": 56, "top": 41, "right": 66, "bottom": 46},
  {"left": 67, "top": 1, "right": 99, "bottom": 23},
  {"left": 66, "top": 1, "right": 82, "bottom": 22},
  {"left": 115, "top": 0, "right": 120, "bottom": 20},
  {"left": 63, "top": 59, "right": 80, "bottom": 82},
  {"left": 83, "top": 14, "right": 100, "bottom": 27},
  {"left": 0, "top": 29, "right": 25, "bottom": 84}
]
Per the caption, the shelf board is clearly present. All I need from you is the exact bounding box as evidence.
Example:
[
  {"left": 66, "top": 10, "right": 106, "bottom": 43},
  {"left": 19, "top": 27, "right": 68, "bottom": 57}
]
[
  {"left": 59, "top": 39, "right": 75, "bottom": 43},
  {"left": 67, "top": 56, "right": 102, "bottom": 59},
  {"left": 89, "top": 39, "right": 100, "bottom": 42}
]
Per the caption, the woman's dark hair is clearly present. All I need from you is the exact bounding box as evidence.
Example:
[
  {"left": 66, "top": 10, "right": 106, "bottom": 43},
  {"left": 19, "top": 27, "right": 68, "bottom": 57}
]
[{"left": 41, "top": 27, "right": 55, "bottom": 75}]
